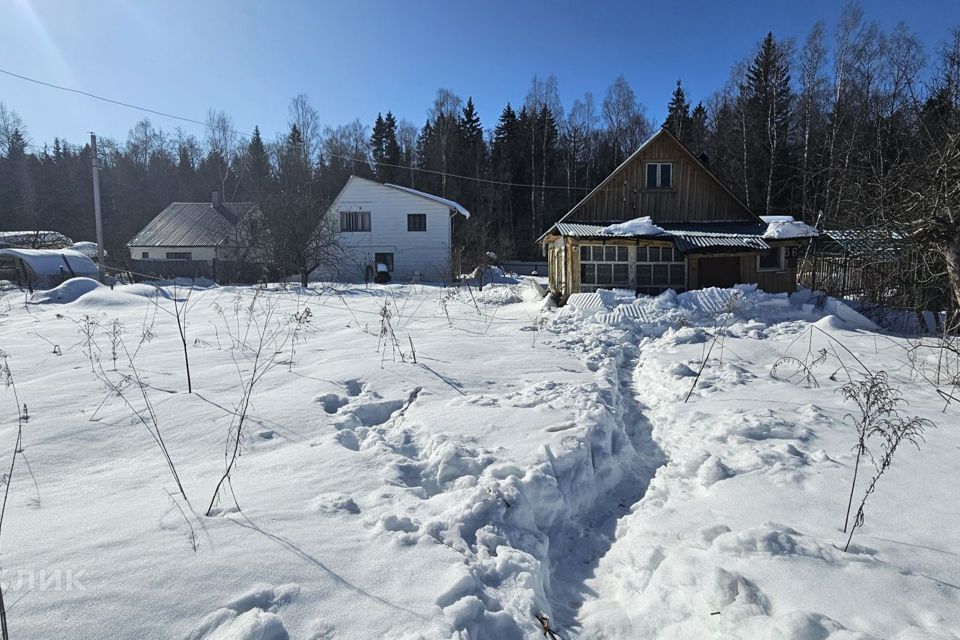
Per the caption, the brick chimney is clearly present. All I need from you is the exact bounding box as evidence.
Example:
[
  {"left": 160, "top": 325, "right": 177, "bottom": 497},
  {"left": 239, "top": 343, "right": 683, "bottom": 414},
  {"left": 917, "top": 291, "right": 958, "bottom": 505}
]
[{"left": 211, "top": 190, "right": 222, "bottom": 208}]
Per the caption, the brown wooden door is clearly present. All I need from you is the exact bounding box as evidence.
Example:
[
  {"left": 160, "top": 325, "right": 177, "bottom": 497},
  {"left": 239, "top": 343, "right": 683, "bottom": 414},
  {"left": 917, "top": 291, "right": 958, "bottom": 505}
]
[{"left": 697, "top": 257, "right": 741, "bottom": 288}]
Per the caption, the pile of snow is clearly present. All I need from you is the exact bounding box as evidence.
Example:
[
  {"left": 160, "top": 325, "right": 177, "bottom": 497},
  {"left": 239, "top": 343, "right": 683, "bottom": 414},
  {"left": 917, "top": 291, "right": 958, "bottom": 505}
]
[
  {"left": 461, "top": 265, "right": 521, "bottom": 285},
  {"left": 600, "top": 216, "right": 667, "bottom": 236},
  {"left": 68, "top": 241, "right": 106, "bottom": 259},
  {"left": 28, "top": 277, "right": 104, "bottom": 304},
  {"left": 469, "top": 281, "right": 544, "bottom": 305},
  {"left": 763, "top": 219, "right": 819, "bottom": 239}
]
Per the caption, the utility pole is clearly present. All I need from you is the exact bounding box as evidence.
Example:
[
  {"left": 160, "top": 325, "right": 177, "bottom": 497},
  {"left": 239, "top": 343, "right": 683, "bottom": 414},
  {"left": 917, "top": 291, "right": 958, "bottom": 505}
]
[{"left": 90, "top": 133, "right": 105, "bottom": 282}]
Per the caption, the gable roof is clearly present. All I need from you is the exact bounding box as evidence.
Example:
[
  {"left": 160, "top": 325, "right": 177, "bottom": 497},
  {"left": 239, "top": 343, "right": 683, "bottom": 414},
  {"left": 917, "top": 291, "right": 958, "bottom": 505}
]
[
  {"left": 333, "top": 175, "right": 470, "bottom": 218},
  {"left": 540, "top": 128, "right": 759, "bottom": 242},
  {"left": 383, "top": 182, "right": 470, "bottom": 218},
  {"left": 128, "top": 202, "right": 258, "bottom": 247}
]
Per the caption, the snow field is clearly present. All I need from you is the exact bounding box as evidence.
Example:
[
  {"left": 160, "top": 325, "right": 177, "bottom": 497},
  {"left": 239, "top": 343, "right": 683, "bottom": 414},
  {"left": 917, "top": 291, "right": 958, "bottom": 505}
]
[{"left": 0, "top": 279, "right": 955, "bottom": 639}]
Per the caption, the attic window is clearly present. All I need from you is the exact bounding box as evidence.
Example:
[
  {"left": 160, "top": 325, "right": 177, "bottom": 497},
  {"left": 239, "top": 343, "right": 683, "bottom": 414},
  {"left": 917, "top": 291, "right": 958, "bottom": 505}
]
[{"left": 646, "top": 163, "right": 672, "bottom": 189}]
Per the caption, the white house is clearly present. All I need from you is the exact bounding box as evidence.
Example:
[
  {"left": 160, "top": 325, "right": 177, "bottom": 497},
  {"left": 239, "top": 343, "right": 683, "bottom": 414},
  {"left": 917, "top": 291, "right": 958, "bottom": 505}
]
[{"left": 319, "top": 176, "right": 470, "bottom": 282}]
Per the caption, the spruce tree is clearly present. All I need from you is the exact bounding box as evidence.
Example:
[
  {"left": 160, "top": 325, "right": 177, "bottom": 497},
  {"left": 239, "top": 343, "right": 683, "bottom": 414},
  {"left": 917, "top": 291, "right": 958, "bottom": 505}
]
[
  {"left": 458, "top": 99, "right": 484, "bottom": 170},
  {"left": 243, "top": 126, "right": 272, "bottom": 201},
  {"left": 688, "top": 102, "right": 709, "bottom": 156},
  {"left": 664, "top": 80, "right": 692, "bottom": 141},
  {"left": 742, "top": 32, "right": 794, "bottom": 213},
  {"left": 370, "top": 113, "right": 388, "bottom": 178},
  {"left": 371, "top": 112, "right": 403, "bottom": 183},
  {"left": 382, "top": 112, "right": 403, "bottom": 178}
]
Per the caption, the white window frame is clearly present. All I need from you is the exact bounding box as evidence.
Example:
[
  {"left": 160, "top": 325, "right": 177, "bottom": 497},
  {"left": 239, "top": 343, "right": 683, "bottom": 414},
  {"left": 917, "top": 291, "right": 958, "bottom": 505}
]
[
  {"left": 340, "top": 210, "right": 371, "bottom": 232},
  {"left": 635, "top": 244, "right": 686, "bottom": 294},
  {"left": 579, "top": 243, "right": 630, "bottom": 291},
  {"left": 756, "top": 247, "right": 785, "bottom": 272},
  {"left": 165, "top": 251, "right": 192, "bottom": 261},
  {"left": 646, "top": 162, "right": 673, "bottom": 189}
]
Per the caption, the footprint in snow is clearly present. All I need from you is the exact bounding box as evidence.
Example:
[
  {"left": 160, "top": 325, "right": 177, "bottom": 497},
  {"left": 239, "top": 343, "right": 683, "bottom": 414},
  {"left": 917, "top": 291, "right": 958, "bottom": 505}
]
[
  {"left": 312, "top": 493, "right": 360, "bottom": 515},
  {"left": 186, "top": 584, "right": 300, "bottom": 640},
  {"left": 316, "top": 393, "right": 348, "bottom": 415},
  {"left": 378, "top": 514, "right": 420, "bottom": 546},
  {"left": 342, "top": 378, "right": 364, "bottom": 397}
]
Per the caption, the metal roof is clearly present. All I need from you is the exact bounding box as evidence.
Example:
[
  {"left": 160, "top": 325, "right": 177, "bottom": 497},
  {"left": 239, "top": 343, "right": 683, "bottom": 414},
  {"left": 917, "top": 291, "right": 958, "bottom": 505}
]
[
  {"left": 549, "top": 221, "right": 774, "bottom": 253},
  {"left": 815, "top": 229, "right": 904, "bottom": 256},
  {"left": 383, "top": 183, "right": 470, "bottom": 218},
  {"left": 127, "top": 202, "right": 258, "bottom": 248}
]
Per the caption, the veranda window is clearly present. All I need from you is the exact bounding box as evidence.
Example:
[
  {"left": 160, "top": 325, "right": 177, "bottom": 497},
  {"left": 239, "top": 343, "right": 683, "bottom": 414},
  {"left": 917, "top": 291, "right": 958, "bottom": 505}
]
[
  {"left": 635, "top": 244, "right": 685, "bottom": 294},
  {"left": 580, "top": 244, "right": 629, "bottom": 290}
]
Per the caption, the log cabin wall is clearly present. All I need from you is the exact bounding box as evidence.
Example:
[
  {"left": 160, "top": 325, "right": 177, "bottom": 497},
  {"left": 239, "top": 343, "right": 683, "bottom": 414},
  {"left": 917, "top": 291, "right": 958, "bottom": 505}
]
[{"left": 563, "top": 131, "right": 755, "bottom": 224}]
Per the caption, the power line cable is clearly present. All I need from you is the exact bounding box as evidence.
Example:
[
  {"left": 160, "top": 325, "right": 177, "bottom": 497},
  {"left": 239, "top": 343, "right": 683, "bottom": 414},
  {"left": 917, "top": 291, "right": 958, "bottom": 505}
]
[{"left": 0, "top": 66, "right": 591, "bottom": 191}]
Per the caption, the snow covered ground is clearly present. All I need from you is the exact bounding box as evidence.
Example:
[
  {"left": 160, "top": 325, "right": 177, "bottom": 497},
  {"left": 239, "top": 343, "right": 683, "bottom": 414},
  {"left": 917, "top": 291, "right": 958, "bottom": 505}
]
[{"left": 0, "top": 279, "right": 956, "bottom": 639}]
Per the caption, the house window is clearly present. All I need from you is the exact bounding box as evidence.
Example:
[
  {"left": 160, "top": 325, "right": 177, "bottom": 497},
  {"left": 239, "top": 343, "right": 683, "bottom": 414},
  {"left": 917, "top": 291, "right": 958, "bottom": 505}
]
[
  {"left": 141, "top": 251, "right": 149, "bottom": 259},
  {"left": 340, "top": 211, "right": 371, "bottom": 232},
  {"left": 757, "top": 247, "right": 784, "bottom": 272},
  {"left": 636, "top": 244, "right": 685, "bottom": 295},
  {"left": 165, "top": 252, "right": 192, "bottom": 260},
  {"left": 407, "top": 214, "right": 427, "bottom": 232},
  {"left": 580, "top": 244, "right": 629, "bottom": 290},
  {"left": 375, "top": 252, "right": 394, "bottom": 272},
  {"left": 646, "top": 163, "right": 673, "bottom": 189}
]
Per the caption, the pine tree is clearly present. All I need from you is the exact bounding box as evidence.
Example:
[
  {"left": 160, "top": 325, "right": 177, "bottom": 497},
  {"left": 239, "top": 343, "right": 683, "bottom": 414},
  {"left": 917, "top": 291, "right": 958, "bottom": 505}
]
[{"left": 664, "top": 80, "right": 692, "bottom": 141}]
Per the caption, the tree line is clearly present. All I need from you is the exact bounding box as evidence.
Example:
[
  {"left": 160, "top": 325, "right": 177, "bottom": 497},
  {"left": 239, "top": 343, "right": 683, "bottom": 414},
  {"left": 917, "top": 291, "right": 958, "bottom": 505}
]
[{"left": 1, "top": 4, "right": 959, "bottom": 312}]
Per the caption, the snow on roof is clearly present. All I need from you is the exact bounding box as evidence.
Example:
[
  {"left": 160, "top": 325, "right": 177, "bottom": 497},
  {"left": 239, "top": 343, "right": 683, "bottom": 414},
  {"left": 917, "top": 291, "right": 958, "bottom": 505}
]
[
  {"left": 383, "top": 183, "right": 470, "bottom": 218},
  {"left": 0, "top": 248, "right": 99, "bottom": 276},
  {"left": 763, "top": 220, "right": 819, "bottom": 239},
  {"left": 0, "top": 230, "right": 73, "bottom": 248},
  {"left": 600, "top": 217, "right": 667, "bottom": 236},
  {"left": 69, "top": 241, "right": 107, "bottom": 259},
  {"left": 759, "top": 215, "right": 796, "bottom": 224}
]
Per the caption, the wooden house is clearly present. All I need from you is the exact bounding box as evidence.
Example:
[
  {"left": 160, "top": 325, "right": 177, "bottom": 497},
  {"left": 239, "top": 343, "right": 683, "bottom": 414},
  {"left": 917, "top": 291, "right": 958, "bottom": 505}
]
[{"left": 539, "top": 128, "right": 815, "bottom": 299}]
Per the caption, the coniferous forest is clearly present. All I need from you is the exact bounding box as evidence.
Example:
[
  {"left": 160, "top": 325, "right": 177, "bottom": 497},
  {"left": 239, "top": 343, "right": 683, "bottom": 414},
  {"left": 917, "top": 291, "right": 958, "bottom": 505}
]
[{"left": 1, "top": 6, "right": 959, "bottom": 308}]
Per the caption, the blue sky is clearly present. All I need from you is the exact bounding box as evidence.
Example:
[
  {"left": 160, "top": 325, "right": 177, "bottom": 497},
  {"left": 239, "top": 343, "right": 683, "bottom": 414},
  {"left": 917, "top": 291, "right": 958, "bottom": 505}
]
[{"left": 1, "top": 0, "right": 957, "bottom": 148}]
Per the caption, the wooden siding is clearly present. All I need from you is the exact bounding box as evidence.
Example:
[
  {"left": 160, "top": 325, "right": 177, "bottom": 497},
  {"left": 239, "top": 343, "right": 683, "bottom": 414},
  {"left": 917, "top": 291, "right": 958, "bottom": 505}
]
[
  {"left": 555, "top": 236, "right": 804, "bottom": 297},
  {"left": 687, "top": 243, "right": 802, "bottom": 293},
  {"left": 562, "top": 131, "right": 755, "bottom": 224}
]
